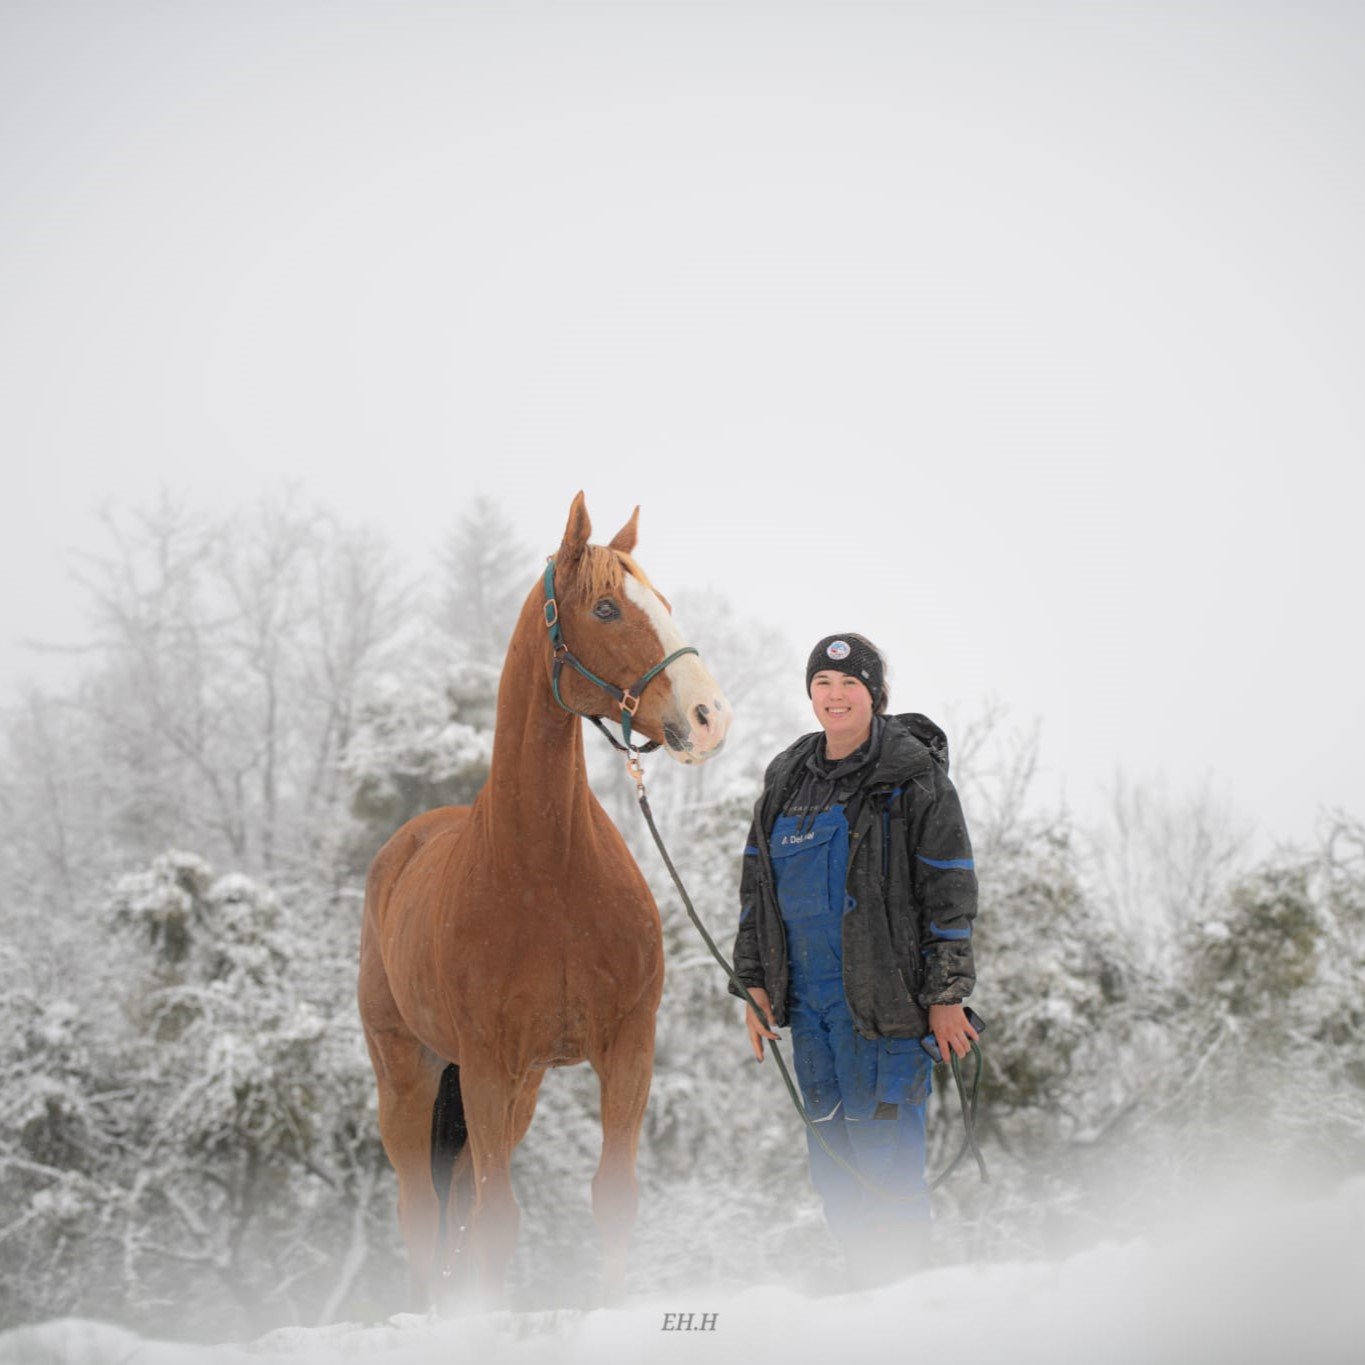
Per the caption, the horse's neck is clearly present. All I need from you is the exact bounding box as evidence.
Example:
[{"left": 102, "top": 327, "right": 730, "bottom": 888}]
[{"left": 482, "top": 597, "right": 597, "bottom": 853}]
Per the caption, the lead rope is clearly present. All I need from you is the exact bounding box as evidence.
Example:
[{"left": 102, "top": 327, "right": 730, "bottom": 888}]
[{"left": 626, "top": 755, "right": 989, "bottom": 1197}]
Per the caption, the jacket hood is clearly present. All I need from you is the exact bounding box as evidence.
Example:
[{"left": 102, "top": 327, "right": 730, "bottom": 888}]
[
  {"left": 866, "top": 711, "right": 949, "bottom": 786},
  {"left": 887, "top": 711, "right": 950, "bottom": 768}
]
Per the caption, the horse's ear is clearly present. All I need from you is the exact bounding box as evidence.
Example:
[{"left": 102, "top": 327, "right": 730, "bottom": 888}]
[
  {"left": 558, "top": 491, "right": 592, "bottom": 569},
  {"left": 607, "top": 506, "right": 639, "bottom": 555}
]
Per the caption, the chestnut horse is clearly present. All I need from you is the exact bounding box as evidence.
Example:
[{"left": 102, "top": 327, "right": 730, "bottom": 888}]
[{"left": 358, "top": 493, "right": 730, "bottom": 1308}]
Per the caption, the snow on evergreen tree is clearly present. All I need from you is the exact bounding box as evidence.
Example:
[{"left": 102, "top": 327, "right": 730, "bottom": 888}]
[
  {"left": 0, "top": 942, "right": 119, "bottom": 1326},
  {"left": 0, "top": 850, "right": 396, "bottom": 1338},
  {"left": 339, "top": 659, "right": 498, "bottom": 870},
  {"left": 1176, "top": 814, "right": 1365, "bottom": 1169}
]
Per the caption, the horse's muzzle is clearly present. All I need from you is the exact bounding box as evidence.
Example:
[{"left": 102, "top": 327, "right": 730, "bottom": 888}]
[{"left": 662, "top": 694, "right": 731, "bottom": 764}]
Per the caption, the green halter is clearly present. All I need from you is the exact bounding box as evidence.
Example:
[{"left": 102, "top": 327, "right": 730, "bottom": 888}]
[{"left": 542, "top": 556, "right": 699, "bottom": 755}]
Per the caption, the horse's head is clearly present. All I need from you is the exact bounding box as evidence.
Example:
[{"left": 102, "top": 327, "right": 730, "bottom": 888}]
[{"left": 545, "top": 492, "right": 731, "bottom": 765}]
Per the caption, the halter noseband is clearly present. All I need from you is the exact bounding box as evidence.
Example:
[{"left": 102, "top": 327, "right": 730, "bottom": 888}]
[{"left": 542, "top": 556, "right": 699, "bottom": 756}]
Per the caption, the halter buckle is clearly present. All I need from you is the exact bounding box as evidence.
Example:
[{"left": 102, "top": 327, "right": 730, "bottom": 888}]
[
  {"left": 620, "top": 690, "right": 641, "bottom": 717},
  {"left": 543, "top": 599, "right": 559, "bottom": 629},
  {"left": 626, "top": 753, "right": 646, "bottom": 792}
]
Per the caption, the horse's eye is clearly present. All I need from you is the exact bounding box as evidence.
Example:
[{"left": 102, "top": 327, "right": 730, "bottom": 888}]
[{"left": 593, "top": 599, "right": 620, "bottom": 621}]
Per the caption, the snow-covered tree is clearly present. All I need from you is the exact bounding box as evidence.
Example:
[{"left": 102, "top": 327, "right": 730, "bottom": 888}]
[
  {"left": 1173, "top": 815, "right": 1365, "bottom": 1166},
  {"left": 99, "top": 850, "right": 394, "bottom": 1338},
  {"left": 57, "top": 493, "right": 403, "bottom": 880},
  {"left": 0, "top": 942, "right": 120, "bottom": 1326},
  {"left": 339, "top": 659, "right": 498, "bottom": 869},
  {"left": 438, "top": 495, "right": 536, "bottom": 660}
]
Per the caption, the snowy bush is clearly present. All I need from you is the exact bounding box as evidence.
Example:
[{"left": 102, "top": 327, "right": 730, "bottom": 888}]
[{"left": 340, "top": 661, "right": 498, "bottom": 864}]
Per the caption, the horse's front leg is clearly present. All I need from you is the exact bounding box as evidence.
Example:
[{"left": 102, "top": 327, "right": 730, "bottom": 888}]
[
  {"left": 590, "top": 1004, "right": 658, "bottom": 1305},
  {"left": 460, "top": 1061, "right": 526, "bottom": 1309}
]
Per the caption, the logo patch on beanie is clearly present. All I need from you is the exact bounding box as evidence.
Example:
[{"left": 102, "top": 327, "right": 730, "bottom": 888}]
[{"left": 826, "top": 640, "right": 851, "bottom": 660}]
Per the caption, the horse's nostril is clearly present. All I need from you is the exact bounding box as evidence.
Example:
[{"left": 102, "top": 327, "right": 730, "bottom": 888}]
[{"left": 694, "top": 703, "right": 710, "bottom": 729}]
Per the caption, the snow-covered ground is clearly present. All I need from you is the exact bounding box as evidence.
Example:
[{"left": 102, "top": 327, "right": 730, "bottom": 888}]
[{"left": 4, "top": 1176, "right": 1363, "bottom": 1365}]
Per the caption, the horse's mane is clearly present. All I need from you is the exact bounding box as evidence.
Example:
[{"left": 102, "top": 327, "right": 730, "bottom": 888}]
[{"left": 571, "top": 546, "right": 656, "bottom": 602}]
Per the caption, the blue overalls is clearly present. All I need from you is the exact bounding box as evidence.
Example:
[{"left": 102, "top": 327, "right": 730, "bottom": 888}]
[{"left": 770, "top": 803, "right": 933, "bottom": 1242}]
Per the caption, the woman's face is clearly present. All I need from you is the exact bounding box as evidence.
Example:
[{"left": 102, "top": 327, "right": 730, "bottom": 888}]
[{"left": 809, "top": 670, "right": 875, "bottom": 746}]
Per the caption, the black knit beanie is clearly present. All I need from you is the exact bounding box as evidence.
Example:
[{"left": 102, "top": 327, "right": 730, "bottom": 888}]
[{"left": 805, "top": 633, "right": 886, "bottom": 710}]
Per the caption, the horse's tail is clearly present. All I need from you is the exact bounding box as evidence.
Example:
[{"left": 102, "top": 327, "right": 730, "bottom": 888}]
[{"left": 430, "top": 1063, "right": 468, "bottom": 1259}]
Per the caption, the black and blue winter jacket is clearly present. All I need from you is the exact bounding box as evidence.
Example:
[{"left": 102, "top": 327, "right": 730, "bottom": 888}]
[{"left": 730, "top": 712, "right": 978, "bottom": 1039}]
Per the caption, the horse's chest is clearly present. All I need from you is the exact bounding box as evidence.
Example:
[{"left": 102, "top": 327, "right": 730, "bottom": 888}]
[
  {"left": 441, "top": 862, "right": 660, "bottom": 971},
  {"left": 386, "top": 847, "right": 661, "bottom": 1064},
  {"left": 510, "top": 884, "right": 660, "bottom": 968}
]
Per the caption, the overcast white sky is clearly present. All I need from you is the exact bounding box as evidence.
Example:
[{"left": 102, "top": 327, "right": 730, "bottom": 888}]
[{"left": 3, "top": 2, "right": 1362, "bottom": 848}]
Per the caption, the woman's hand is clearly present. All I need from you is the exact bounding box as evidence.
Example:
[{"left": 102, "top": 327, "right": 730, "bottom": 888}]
[
  {"left": 928, "top": 1002, "right": 979, "bottom": 1063},
  {"left": 744, "top": 986, "right": 781, "bottom": 1061}
]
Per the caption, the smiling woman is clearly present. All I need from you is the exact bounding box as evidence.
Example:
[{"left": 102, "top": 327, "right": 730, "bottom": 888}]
[
  {"left": 731, "top": 632, "right": 980, "bottom": 1288},
  {"left": 809, "top": 633, "right": 886, "bottom": 758}
]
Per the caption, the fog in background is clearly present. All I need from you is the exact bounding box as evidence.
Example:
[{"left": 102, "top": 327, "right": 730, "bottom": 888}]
[
  {"left": 4, "top": 2, "right": 1364, "bottom": 847},
  {"left": 2, "top": 4, "right": 1364, "bottom": 1359}
]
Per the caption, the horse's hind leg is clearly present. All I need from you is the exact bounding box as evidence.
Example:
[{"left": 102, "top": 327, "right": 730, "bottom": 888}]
[
  {"left": 359, "top": 940, "right": 446, "bottom": 1308},
  {"left": 511, "top": 1067, "right": 545, "bottom": 1147},
  {"left": 366, "top": 1028, "right": 448, "bottom": 1307},
  {"left": 590, "top": 1005, "right": 657, "bottom": 1305}
]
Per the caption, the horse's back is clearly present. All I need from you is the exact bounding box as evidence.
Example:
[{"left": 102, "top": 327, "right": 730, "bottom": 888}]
[
  {"left": 379, "top": 803, "right": 473, "bottom": 858},
  {"left": 365, "top": 804, "right": 473, "bottom": 936}
]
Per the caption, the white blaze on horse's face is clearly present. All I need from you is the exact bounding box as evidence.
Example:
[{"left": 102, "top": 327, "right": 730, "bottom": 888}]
[{"left": 621, "top": 572, "right": 731, "bottom": 765}]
